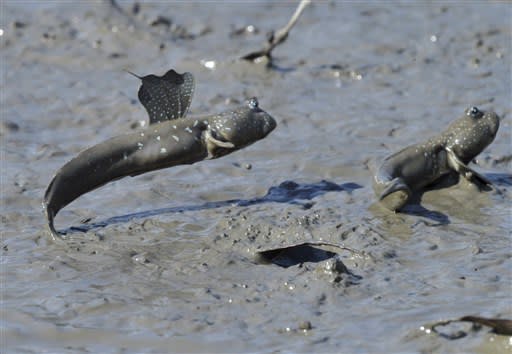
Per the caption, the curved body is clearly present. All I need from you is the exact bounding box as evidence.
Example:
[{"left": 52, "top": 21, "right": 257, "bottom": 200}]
[
  {"left": 373, "top": 107, "right": 500, "bottom": 211},
  {"left": 44, "top": 98, "right": 276, "bottom": 238}
]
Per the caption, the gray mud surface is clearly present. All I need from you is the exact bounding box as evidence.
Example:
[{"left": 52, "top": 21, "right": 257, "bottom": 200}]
[{"left": 1, "top": 1, "right": 511, "bottom": 353}]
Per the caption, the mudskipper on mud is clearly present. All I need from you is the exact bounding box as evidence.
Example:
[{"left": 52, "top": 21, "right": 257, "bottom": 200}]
[
  {"left": 43, "top": 69, "right": 277, "bottom": 239},
  {"left": 373, "top": 106, "right": 500, "bottom": 211}
]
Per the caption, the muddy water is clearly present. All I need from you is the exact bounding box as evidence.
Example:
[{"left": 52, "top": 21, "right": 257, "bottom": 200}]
[{"left": 1, "top": 1, "right": 511, "bottom": 353}]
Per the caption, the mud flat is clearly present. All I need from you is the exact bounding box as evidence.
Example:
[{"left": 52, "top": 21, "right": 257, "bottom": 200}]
[{"left": 1, "top": 1, "right": 511, "bottom": 353}]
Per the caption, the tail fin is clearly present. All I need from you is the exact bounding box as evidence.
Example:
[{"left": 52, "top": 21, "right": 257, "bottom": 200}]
[{"left": 43, "top": 198, "right": 61, "bottom": 240}]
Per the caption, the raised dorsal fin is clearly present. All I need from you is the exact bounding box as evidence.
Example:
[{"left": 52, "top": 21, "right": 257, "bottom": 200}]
[{"left": 128, "top": 69, "right": 195, "bottom": 124}]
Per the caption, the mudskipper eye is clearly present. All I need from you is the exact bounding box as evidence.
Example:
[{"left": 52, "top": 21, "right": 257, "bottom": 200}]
[
  {"left": 467, "top": 106, "right": 482, "bottom": 119},
  {"left": 247, "top": 97, "right": 259, "bottom": 109}
]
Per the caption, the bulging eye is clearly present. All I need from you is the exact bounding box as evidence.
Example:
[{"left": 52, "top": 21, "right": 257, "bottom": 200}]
[
  {"left": 247, "top": 97, "right": 259, "bottom": 109},
  {"left": 467, "top": 106, "right": 483, "bottom": 119}
]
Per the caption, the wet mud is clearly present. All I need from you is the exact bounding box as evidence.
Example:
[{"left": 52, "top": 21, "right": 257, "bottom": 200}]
[{"left": 1, "top": 1, "right": 511, "bottom": 353}]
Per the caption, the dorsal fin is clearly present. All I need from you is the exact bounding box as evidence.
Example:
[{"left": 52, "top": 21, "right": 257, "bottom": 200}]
[{"left": 128, "top": 69, "right": 195, "bottom": 124}]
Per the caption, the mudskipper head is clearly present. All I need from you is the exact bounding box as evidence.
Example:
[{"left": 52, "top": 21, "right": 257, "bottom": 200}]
[
  {"left": 207, "top": 97, "right": 277, "bottom": 154},
  {"left": 446, "top": 106, "right": 500, "bottom": 163}
]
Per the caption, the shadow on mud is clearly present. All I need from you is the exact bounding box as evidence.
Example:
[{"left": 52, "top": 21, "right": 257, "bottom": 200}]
[
  {"left": 64, "top": 180, "right": 362, "bottom": 235},
  {"left": 256, "top": 243, "right": 338, "bottom": 267},
  {"left": 399, "top": 196, "right": 451, "bottom": 225},
  {"left": 396, "top": 172, "right": 511, "bottom": 224},
  {"left": 255, "top": 242, "right": 364, "bottom": 285},
  {"left": 486, "top": 172, "right": 512, "bottom": 186}
]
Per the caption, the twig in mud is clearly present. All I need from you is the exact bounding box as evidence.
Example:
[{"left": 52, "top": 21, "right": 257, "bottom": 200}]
[
  {"left": 430, "top": 316, "right": 512, "bottom": 337},
  {"left": 241, "top": 0, "right": 311, "bottom": 63},
  {"left": 107, "top": 0, "right": 138, "bottom": 28},
  {"left": 108, "top": 0, "right": 126, "bottom": 15}
]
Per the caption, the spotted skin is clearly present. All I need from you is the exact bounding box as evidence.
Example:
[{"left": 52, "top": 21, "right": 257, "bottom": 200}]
[
  {"left": 373, "top": 107, "right": 500, "bottom": 211},
  {"left": 131, "top": 69, "right": 195, "bottom": 124},
  {"left": 44, "top": 97, "right": 276, "bottom": 239}
]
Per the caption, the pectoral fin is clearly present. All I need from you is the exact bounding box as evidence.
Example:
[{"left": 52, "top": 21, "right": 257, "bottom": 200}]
[
  {"left": 205, "top": 129, "right": 235, "bottom": 158},
  {"left": 446, "top": 147, "right": 493, "bottom": 186},
  {"left": 378, "top": 177, "right": 412, "bottom": 211}
]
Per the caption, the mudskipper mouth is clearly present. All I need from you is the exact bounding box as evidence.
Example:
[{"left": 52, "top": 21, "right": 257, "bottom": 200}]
[{"left": 264, "top": 115, "right": 277, "bottom": 135}]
